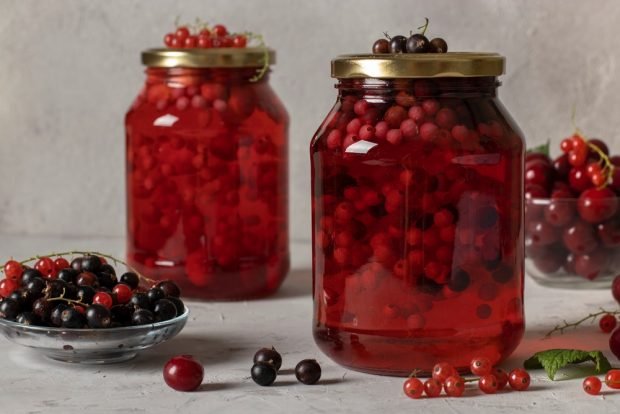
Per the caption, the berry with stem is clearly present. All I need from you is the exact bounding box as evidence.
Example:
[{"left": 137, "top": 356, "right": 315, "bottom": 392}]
[
  {"left": 444, "top": 375, "right": 465, "bottom": 397},
  {"left": 599, "top": 314, "right": 617, "bottom": 333},
  {"left": 403, "top": 377, "right": 424, "bottom": 399},
  {"left": 432, "top": 361, "right": 457, "bottom": 383},
  {"left": 544, "top": 308, "right": 620, "bottom": 337}
]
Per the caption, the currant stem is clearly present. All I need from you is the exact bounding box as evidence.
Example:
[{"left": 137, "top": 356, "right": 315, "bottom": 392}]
[
  {"left": 544, "top": 308, "right": 620, "bottom": 338},
  {"left": 248, "top": 33, "right": 269, "bottom": 82},
  {"left": 418, "top": 18, "right": 430, "bottom": 36},
  {"left": 383, "top": 31, "right": 392, "bottom": 40},
  {"left": 575, "top": 130, "right": 615, "bottom": 188}
]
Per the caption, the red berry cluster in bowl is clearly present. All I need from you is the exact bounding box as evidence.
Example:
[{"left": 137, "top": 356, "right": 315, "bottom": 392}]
[
  {"left": 0, "top": 253, "right": 185, "bottom": 329},
  {"left": 525, "top": 134, "right": 620, "bottom": 282},
  {"left": 163, "top": 23, "right": 249, "bottom": 49}
]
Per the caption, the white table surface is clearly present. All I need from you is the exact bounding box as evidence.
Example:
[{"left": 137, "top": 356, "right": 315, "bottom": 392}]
[{"left": 1, "top": 235, "right": 618, "bottom": 414}]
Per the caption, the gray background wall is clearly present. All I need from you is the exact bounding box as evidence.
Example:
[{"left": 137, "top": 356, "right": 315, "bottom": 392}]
[{"left": 1, "top": 0, "right": 619, "bottom": 241}]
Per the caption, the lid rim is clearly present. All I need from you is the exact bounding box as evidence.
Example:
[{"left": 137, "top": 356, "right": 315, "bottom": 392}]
[{"left": 141, "top": 47, "right": 276, "bottom": 68}]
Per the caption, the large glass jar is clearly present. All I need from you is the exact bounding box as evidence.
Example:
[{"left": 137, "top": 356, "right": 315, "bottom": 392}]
[
  {"left": 310, "top": 53, "right": 525, "bottom": 375},
  {"left": 125, "top": 48, "right": 289, "bottom": 300}
]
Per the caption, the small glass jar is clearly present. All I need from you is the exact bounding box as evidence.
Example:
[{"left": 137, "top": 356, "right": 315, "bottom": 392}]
[
  {"left": 125, "top": 48, "right": 289, "bottom": 300},
  {"left": 310, "top": 53, "right": 525, "bottom": 375}
]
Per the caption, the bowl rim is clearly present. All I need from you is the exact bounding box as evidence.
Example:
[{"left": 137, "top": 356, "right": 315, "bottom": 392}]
[{"left": 0, "top": 306, "right": 189, "bottom": 334}]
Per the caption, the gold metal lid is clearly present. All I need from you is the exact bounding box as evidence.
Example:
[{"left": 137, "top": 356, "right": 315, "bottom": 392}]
[
  {"left": 142, "top": 47, "right": 275, "bottom": 68},
  {"left": 331, "top": 52, "right": 504, "bottom": 78}
]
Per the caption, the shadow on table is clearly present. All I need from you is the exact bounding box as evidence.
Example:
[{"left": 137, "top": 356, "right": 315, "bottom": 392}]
[{"left": 271, "top": 268, "right": 312, "bottom": 300}]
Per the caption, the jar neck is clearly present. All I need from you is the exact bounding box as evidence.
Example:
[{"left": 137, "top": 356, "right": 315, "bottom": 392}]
[
  {"left": 145, "top": 67, "right": 270, "bottom": 86},
  {"left": 336, "top": 77, "right": 499, "bottom": 98}
]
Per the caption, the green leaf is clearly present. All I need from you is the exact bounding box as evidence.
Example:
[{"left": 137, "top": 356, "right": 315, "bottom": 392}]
[
  {"left": 523, "top": 349, "right": 612, "bottom": 380},
  {"left": 526, "top": 139, "right": 550, "bottom": 157}
]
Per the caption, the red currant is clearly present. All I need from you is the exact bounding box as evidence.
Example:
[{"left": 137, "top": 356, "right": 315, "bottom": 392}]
[
  {"left": 93, "top": 292, "right": 114, "bottom": 309},
  {"left": 164, "top": 33, "right": 175, "bottom": 47},
  {"left": 163, "top": 355, "right": 204, "bottom": 391},
  {"left": 197, "top": 35, "right": 212, "bottom": 48},
  {"left": 232, "top": 35, "right": 247, "bottom": 48},
  {"left": 423, "top": 378, "right": 443, "bottom": 397},
  {"left": 610, "top": 328, "right": 620, "bottom": 360},
  {"left": 478, "top": 374, "right": 498, "bottom": 394},
  {"left": 583, "top": 376, "right": 602, "bottom": 395},
  {"left": 403, "top": 377, "right": 424, "bottom": 399},
  {"left": 599, "top": 314, "right": 617, "bottom": 333},
  {"left": 184, "top": 35, "right": 198, "bottom": 48},
  {"left": 0, "top": 278, "right": 19, "bottom": 298},
  {"left": 54, "top": 257, "right": 70, "bottom": 270},
  {"left": 112, "top": 283, "right": 133, "bottom": 304},
  {"left": 569, "top": 166, "right": 594, "bottom": 192},
  {"left": 470, "top": 356, "right": 492, "bottom": 376},
  {"left": 577, "top": 188, "right": 618, "bottom": 224},
  {"left": 212, "top": 24, "right": 228, "bottom": 37},
  {"left": 174, "top": 27, "right": 190, "bottom": 42},
  {"left": 508, "top": 368, "right": 530, "bottom": 391},
  {"left": 198, "top": 28, "right": 211, "bottom": 37},
  {"left": 560, "top": 138, "right": 574, "bottom": 153},
  {"left": 34, "top": 257, "right": 57, "bottom": 279},
  {"left": 444, "top": 375, "right": 465, "bottom": 397},
  {"left": 492, "top": 368, "right": 509, "bottom": 390},
  {"left": 3, "top": 260, "right": 23, "bottom": 280},
  {"left": 432, "top": 362, "right": 457, "bottom": 383},
  {"left": 605, "top": 369, "right": 620, "bottom": 389},
  {"left": 221, "top": 36, "right": 234, "bottom": 47}
]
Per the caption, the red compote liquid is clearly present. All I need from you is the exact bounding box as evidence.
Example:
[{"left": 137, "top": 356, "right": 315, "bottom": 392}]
[
  {"left": 126, "top": 30, "right": 289, "bottom": 300},
  {"left": 311, "top": 54, "right": 525, "bottom": 375}
]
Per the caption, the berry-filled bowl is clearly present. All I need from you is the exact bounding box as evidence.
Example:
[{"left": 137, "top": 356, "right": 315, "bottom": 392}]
[
  {"left": 525, "top": 134, "right": 620, "bottom": 288},
  {"left": 0, "top": 306, "right": 188, "bottom": 364},
  {"left": 0, "top": 252, "right": 190, "bottom": 363}
]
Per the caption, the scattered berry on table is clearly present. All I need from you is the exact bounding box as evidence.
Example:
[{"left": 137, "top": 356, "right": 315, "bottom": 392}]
[
  {"left": 295, "top": 359, "right": 322, "bottom": 385},
  {"left": 470, "top": 356, "right": 492, "bottom": 376},
  {"left": 251, "top": 361, "right": 277, "bottom": 386},
  {"left": 163, "top": 355, "right": 204, "bottom": 391},
  {"left": 403, "top": 377, "right": 424, "bottom": 399},
  {"left": 253, "top": 347, "right": 282, "bottom": 371},
  {"left": 583, "top": 376, "right": 602, "bottom": 395},
  {"left": 443, "top": 375, "right": 465, "bottom": 397},
  {"left": 508, "top": 368, "right": 530, "bottom": 391}
]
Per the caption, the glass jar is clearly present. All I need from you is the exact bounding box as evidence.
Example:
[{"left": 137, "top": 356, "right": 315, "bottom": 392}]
[
  {"left": 125, "top": 48, "right": 289, "bottom": 300},
  {"left": 310, "top": 53, "right": 525, "bottom": 375}
]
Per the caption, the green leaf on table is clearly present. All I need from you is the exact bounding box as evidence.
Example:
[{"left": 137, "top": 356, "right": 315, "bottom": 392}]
[
  {"left": 523, "top": 349, "right": 612, "bottom": 380},
  {"left": 526, "top": 140, "right": 550, "bottom": 157}
]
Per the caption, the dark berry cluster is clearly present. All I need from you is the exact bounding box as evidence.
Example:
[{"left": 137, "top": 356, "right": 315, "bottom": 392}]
[
  {"left": 526, "top": 134, "right": 620, "bottom": 281},
  {"left": 372, "top": 19, "right": 447, "bottom": 54},
  {"left": 251, "top": 347, "right": 321, "bottom": 386},
  {"left": 0, "top": 254, "right": 184, "bottom": 329},
  {"left": 403, "top": 359, "right": 530, "bottom": 399},
  {"left": 164, "top": 23, "right": 247, "bottom": 49}
]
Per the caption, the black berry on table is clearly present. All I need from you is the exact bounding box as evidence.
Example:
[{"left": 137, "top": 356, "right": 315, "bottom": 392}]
[
  {"left": 295, "top": 359, "right": 321, "bottom": 385},
  {"left": 251, "top": 362, "right": 277, "bottom": 386},
  {"left": 253, "top": 347, "right": 283, "bottom": 371}
]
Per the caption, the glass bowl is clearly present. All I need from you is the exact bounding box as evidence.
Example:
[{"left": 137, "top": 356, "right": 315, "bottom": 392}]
[
  {"left": 525, "top": 196, "right": 620, "bottom": 289},
  {"left": 0, "top": 307, "right": 189, "bottom": 364}
]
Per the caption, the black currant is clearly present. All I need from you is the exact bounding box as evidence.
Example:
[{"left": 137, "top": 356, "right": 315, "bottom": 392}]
[
  {"left": 110, "top": 304, "right": 134, "bottom": 324},
  {"left": 32, "top": 298, "right": 53, "bottom": 322},
  {"left": 156, "top": 281, "right": 181, "bottom": 298},
  {"left": 61, "top": 308, "right": 86, "bottom": 328},
  {"left": 81, "top": 255, "right": 102, "bottom": 273},
  {"left": 120, "top": 272, "right": 140, "bottom": 289},
  {"left": 57, "top": 268, "right": 77, "bottom": 284},
  {"left": 50, "top": 303, "right": 70, "bottom": 327},
  {"left": 86, "top": 304, "right": 111, "bottom": 329},
  {"left": 21, "top": 268, "right": 43, "bottom": 287},
  {"left": 45, "top": 279, "right": 68, "bottom": 298},
  {"left": 372, "top": 38, "right": 389, "bottom": 54},
  {"left": 389, "top": 35, "right": 407, "bottom": 53},
  {"left": 406, "top": 34, "right": 430, "bottom": 53},
  {"left": 70, "top": 257, "right": 84, "bottom": 273},
  {"left": 429, "top": 37, "right": 448, "bottom": 53},
  {"left": 76, "top": 271, "right": 98, "bottom": 287},
  {"left": 26, "top": 277, "right": 46, "bottom": 297},
  {"left": 153, "top": 299, "right": 177, "bottom": 322},
  {"left": 295, "top": 359, "right": 321, "bottom": 385},
  {"left": 132, "top": 308, "right": 155, "bottom": 325},
  {"left": 167, "top": 297, "right": 185, "bottom": 315},
  {"left": 0, "top": 298, "right": 21, "bottom": 320},
  {"left": 253, "top": 347, "right": 283, "bottom": 371},
  {"left": 76, "top": 285, "right": 96, "bottom": 304},
  {"left": 8, "top": 290, "right": 25, "bottom": 308},
  {"left": 99, "top": 263, "right": 116, "bottom": 276},
  {"left": 147, "top": 287, "right": 165, "bottom": 305},
  {"left": 97, "top": 272, "right": 117, "bottom": 290},
  {"left": 251, "top": 362, "right": 277, "bottom": 386},
  {"left": 130, "top": 292, "right": 150, "bottom": 309},
  {"left": 16, "top": 311, "right": 39, "bottom": 325}
]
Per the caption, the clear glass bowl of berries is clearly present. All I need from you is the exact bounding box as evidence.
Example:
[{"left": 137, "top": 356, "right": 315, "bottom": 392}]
[
  {"left": 0, "top": 253, "right": 188, "bottom": 364},
  {"left": 126, "top": 23, "right": 289, "bottom": 300},
  {"left": 310, "top": 24, "right": 525, "bottom": 376},
  {"left": 525, "top": 134, "right": 620, "bottom": 289}
]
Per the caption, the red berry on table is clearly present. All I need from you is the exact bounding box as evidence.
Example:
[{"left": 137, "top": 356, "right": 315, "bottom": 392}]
[
  {"left": 583, "top": 376, "right": 602, "bottom": 395},
  {"left": 577, "top": 188, "right": 618, "bottom": 224},
  {"left": 403, "top": 377, "right": 424, "bottom": 399},
  {"left": 492, "top": 368, "right": 509, "bottom": 390},
  {"left": 34, "top": 257, "right": 57, "bottom": 279},
  {"left": 164, "top": 33, "right": 175, "bottom": 47},
  {"left": 610, "top": 329, "right": 620, "bottom": 360},
  {"left": 479, "top": 374, "right": 498, "bottom": 394},
  {"left": 432, "top": 362, "right": 457, "bottom": 383},
  {"left": 508, "top": 368, "right": 530, "bottom": 391},
  {"left": 3, "top": 260, "right": 23, "bottom": 280},
  {"left": 605, "top": 369, "right": 620, "bottom": 389},
  {"left": 163, "top": 355, "right": 204, "bottom": 391},
  {"left": 212, "top": 24, "right": 228, "bottom": 37},
  {"left": 423, "top": 378, "right": 443, "bottom": 397},
  {"left": 444, "top": 375, "right": 465, "bottom": 397},
  {"left": 174, "top": 26, "right": 190, "bottom": 42},
  {"left": 470, "top": 356, "right": 492, "bottom": 376},
  {"left": 599, "top": 313, "right": 617, "bottom": 333}
]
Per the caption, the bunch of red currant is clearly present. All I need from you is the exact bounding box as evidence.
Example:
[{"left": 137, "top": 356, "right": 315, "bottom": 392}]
[
  {"left": 403, "top": 359, "right": 530, "bottom": 399},
  {"left": 0, "top": 252, "right": 184, "bottom": 328},
  {"left": 163, "top": 23, "right": 248, "bottom": 49},
  {"left": 583, "top": 369, "right": 620, "bottom": 395},
  {"left": 526, "top": 133, "right": 620, "bottom": 280}
]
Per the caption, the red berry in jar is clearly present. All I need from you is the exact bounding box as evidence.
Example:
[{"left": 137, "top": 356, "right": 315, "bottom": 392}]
[{"left": 163, "top": 355, "right": 204, "bottom": 391}]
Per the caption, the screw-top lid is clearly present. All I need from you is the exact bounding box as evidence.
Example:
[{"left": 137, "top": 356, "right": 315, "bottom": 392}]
[
  {"left": 142, "top": 47, "right": 275, "bottom": 68},
  {"left": 331, "top": 52, "right": 504, "bottom": 78}
]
